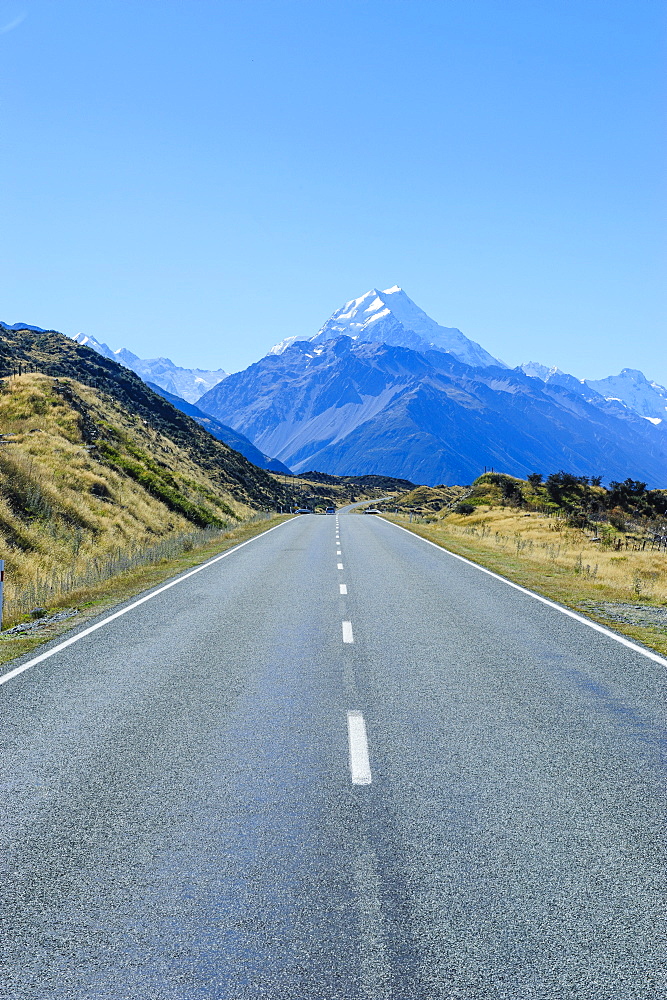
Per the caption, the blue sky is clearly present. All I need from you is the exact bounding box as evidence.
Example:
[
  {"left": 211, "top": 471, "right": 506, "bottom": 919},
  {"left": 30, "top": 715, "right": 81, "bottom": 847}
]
[{"left": 0, "top": 0, "right": 664, "bottom": 381}]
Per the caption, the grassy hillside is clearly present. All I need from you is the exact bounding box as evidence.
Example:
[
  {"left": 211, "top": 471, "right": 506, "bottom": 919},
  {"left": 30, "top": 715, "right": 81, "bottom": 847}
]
[
  {"left": 0, "top": 372, "right": 286, "bottom": 623},
  {"left": 271, "top": 471, "right": 415, "bottom": 509},
  {"left": 375, "top": 483, "right": 468, "bottom": 514},
  {"left": 380, "top": 471, "right": 667, "bottom": 655},
  {"left": 0, "top": 324, "right": 293, "bottom": 510}
]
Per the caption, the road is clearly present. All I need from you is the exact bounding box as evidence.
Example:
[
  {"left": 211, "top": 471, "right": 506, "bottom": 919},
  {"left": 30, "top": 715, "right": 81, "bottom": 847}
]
[{"left": 0, "top": 511, "right": 665, "bottom": 999}]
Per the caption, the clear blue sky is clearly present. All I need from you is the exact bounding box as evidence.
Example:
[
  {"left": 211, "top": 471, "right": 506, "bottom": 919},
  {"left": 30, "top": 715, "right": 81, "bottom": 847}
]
[{"left": 1, "top": 0, "right": 665, "bottom": 381}]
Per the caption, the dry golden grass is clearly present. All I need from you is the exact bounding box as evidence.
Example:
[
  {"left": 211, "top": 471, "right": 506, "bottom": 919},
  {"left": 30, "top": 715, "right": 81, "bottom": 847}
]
[
  {"left": 384, "top": 505, "right": 667, "bottom": 656},
  {"left": 0, "top": 514, "right": 291, "bottom": 666},
  {"left": 0, "top": 373, "right": 255, "bottom": 623}
]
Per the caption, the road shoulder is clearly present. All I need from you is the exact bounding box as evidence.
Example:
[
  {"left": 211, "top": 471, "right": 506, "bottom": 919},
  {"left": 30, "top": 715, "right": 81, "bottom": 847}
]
[
  {"left": 0, "top": 515, "right": 293, "bottom": 669},
  {"left": 379, "top": 514, "right": 667, "bottom": 659}
]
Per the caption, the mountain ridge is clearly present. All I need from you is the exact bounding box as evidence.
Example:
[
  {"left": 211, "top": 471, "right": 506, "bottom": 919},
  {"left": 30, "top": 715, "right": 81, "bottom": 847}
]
[
  {"left": 145, "top": 382, "right": 292, "bottom": 474},
  {"left": 269, "top": 286, "right": 504, "bottom": 369},
  {"left": 197, "top": 335, "right": 667, "bottom": 487},
  {"left": 69, "top": 331, "right": 228, "bottom": 403},
  {"left": 0, "top": 323, "right": 291, "bottom": 509}
]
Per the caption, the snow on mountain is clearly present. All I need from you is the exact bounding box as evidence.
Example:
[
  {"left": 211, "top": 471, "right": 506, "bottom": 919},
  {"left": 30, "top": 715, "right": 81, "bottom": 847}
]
[
  {"left": 268, "top": 335, "right": 300, "bottom": 356},
  {"left": 269, "top": 287, "right": 505, "bottom": 369},
  {"left": 71, "top": 333, "right": 118, "bottom": 361},
  {"left": 519, "top": 361, "right": 560, "bottom": 381},
  {"left": 520, "top": 362, "right": 667, "bottom": 427},
  {"left": 197, "top": 336, "right": 667, "bottom": 487},
  {"left": 70, "top": 333, "right": 228, "bottom": 403},
  {"left": 517, "top": 361, "right": 599, "bottom": 398},
  {"left": 585, "top": 369, "right": 667, "bottom": 425}
]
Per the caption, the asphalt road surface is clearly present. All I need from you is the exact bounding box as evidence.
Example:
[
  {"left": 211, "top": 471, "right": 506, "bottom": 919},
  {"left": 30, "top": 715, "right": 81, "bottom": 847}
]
[{"left": 0, "top": 511, "right": 665, "bottom": 999}]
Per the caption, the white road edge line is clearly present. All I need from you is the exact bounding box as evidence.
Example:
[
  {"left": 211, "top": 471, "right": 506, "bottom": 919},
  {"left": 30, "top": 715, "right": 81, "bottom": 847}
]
[
  {"left": 384, "top": 518, "right": 667, "bottom": 668},
  {"left": 347, "top": 710, "right": 372, "bottom": 785},
  {"left": 342, "top": 620, "right": 354, "bottom": 643},
  {"left": 340, "top": 584, "right": 348, "bottom": 595},
  {"left": 0, "top": 518, "right": 294, "bottom": 688},
  {"left": 337, "top": 562, "right": 344, "bottom": 570}
]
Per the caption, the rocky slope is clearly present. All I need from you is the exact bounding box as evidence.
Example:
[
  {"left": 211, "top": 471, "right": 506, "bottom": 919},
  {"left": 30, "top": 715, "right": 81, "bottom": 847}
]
[
  {"left": 145, "top": 382, "right": 291, "bottom": 474},
  {"left": 197, "top": 336, "right": 667, "bottom": 487}
]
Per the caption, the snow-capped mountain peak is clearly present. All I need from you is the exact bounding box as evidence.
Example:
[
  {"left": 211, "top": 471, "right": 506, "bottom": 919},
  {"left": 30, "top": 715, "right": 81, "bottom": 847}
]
[
  {"left": 70, "top": 332, "right": 227, "bottom": 403},
  {"left": 519, "top": 361, "right": 566, "bottom": 381},
  {"left": 268, "top": 335, "right": 300, "bottom": 356},
  {"left": 71, "top": 332, "right": 119, "bottom": 361},
  {"left": 585, "top": 368, "right": 667, "bottom": 424},
  {"left": 269, "top": 286, "right": 505, "bottom": 368}
]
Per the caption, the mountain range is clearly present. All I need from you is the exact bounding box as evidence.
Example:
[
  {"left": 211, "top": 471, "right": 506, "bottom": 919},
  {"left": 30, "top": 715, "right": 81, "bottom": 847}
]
[
  {"left": 196, "top": 334, "right": 667, "bottom": 486},
  {"left": 194, "top": 287, "right": 666, "bottom": 486},
  {"left": 3, "top": 287, "right": 666, "bottom": 488},
  {"left": 70, "top": 332, "right": 227, "bottom": 403}
]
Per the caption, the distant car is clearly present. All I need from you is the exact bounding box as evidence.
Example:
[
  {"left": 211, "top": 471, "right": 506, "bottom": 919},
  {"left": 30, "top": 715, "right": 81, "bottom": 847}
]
[
  {"left": 295, "top": 508, "right": 312, "bottom": 514},
  {"left": 325, "top": 507, "right": 336, "bottom": 514},
  {"left": 364, "top": 508, "right": 381, "bottom": 514}
]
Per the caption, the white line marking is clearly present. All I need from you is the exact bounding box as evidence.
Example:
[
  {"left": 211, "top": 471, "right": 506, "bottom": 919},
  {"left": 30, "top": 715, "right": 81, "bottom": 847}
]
[
  {"left": 337, "top": 562, "right": 344, "bottom": 570},
  {"left": 385, "top": 519, "right": 667, "bottom": 668},
  {"left": 337, "top": 549, "right": 342, "bottom": 555},
  {"left": 340, "top": 584, "right": 347, "bottom": 595},
  {"left": 347, "top": 711, "right": 371, "bottom": 784},
  {"left": 342, "top": 620, "right": 354, "bottom": 643},
  {"left": 0, "top": 519, "right": 293, "bottom": 689}
]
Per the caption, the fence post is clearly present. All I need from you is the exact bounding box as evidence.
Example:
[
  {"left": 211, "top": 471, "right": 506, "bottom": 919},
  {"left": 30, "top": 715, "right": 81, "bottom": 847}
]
[{"left": 0, "top": 559, "right": 4, "bottom": 631}]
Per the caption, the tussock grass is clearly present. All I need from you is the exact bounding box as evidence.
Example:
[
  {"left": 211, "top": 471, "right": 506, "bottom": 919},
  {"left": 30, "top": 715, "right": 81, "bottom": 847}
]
[
  {"left": 384, "top": 506, "right": 667, "bottom": 656},
  {"left": 0, "top": 373, "right": 256, "bottom": 625},
  {"left": 0, "top": 514, "right": 289, "bottom": 667}
]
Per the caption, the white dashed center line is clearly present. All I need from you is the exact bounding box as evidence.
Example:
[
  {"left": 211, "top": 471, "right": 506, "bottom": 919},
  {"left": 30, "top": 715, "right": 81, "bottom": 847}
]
[
  {"left": 340, "top": 584, "right": 347, "bottom": 594},
  {"left": 342, "top": 621, "right": 354, "bottom": 643},
  {"left": 337, "top": 562, "right": 344, "bottom": 570},
  {"left": 347, "top": 711, "right": 372, "bottom": 785},
  {"left": 337, "top": 549, "right": 342, "bottom": 555}
]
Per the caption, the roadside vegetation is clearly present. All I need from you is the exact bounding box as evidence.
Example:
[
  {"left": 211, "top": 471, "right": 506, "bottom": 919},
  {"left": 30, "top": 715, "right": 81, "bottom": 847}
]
[
  {"left": 379, "top": 471, "right": 667, "bottom": 656},
  {"left": 269, "top": 469, "right": 413, "bottom": 510},
  {"left": 0, "top": 373, "right": 269, "bottom": 629},
  {"left": 0, "top": 514, "right": 287, "bottom": 667}
]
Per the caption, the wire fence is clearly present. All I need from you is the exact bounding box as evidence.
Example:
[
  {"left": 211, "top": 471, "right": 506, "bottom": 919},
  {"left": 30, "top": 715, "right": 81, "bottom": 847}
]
[{"left": 4, "top": 511, "right": 272, "bottom": 623}]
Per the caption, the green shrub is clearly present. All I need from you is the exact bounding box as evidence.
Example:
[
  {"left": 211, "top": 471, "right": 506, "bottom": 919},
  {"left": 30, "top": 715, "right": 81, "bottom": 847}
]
[
  {"left": 455, "top": 502, "right": 476, "bottom": 515},
  {"left": 96, "top": 441, "right": 224, "bottom": 528}
]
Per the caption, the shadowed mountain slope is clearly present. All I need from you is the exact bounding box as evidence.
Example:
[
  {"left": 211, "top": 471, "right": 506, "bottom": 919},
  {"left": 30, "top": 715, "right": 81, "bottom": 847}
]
[
  {"left": 0, "top": 324, "right": 291, "bottom": 509},
  {"left": 145, "top": 382, "right": 292, "bottom": 474},
  {"left": 197, "top": 337, "right": 667, "bottom": 487}
]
